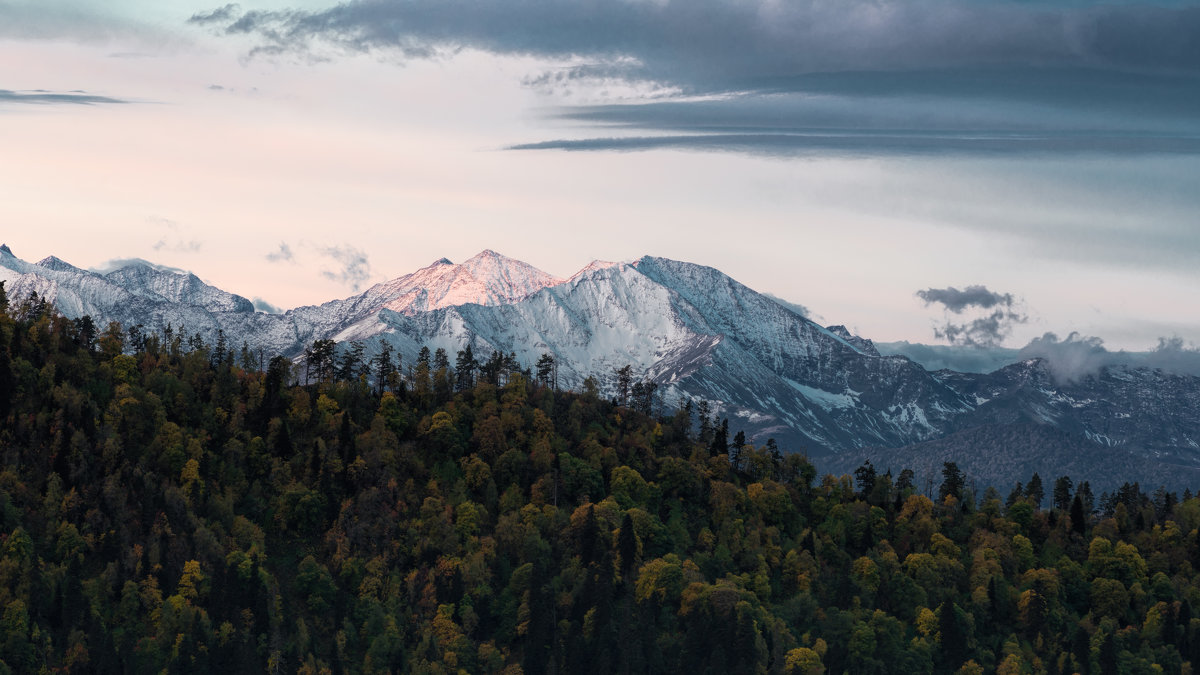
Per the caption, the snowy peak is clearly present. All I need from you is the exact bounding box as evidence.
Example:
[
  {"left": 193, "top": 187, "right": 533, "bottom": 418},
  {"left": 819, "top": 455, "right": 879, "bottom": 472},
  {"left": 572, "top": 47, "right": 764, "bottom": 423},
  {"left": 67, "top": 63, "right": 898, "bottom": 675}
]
[
  {"left": 103, "top": 263, "right": 254, "bottom": 313},
  {"left": 367, "top": 249, "right": 562, "bottom": 315},
  {"left": 568, "top": 259, "right": 621, "bottom": 282},
  {"left": 36, "top": 256, "right": 81, "bottom": 273}
]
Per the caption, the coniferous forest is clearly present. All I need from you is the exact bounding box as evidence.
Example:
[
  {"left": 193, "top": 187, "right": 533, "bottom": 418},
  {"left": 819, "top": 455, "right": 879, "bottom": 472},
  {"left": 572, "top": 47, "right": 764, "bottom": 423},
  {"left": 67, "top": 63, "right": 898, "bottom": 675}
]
[{"left": 5, "top": 284, "right": 1200, "bottom": 674}]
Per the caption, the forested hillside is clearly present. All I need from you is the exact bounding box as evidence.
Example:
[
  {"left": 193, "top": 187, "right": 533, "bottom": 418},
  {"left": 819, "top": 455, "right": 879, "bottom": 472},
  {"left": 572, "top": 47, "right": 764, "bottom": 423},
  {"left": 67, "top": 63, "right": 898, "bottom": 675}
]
[{"left": 3, "top": 284, "right": 1200, "bottom": 674}]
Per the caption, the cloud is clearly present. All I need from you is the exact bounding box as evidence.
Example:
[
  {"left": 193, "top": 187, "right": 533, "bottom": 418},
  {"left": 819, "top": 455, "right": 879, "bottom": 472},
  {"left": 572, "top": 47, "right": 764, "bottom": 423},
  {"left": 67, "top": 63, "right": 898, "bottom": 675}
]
[
  {"left": 90, "top": 258, "right": 188, "bottom": 275},
  {"left": 0, "top": 89, "right": 128, "bottom": 106},
  {"left": 917, "top": 284, "right": 1027, "bottom": 347},
  {"left": 191, "top": 1, "right": 1200, "bottom": 160},
  {"left": 146, "top": 216, "right": 201, "bottom": 253},
  {"left": 253, "top": 297, "right": 282, "bottom": 314},
  {"left": 509, "top": 133, "right": 1200, "bottom": 158},
  {"left": 1018, "top": 332, "right": 1200, "bottom": 383},
  {"left": 918, "top": 285, "right": 1015, "bottom": 314},
  {"left": 265, "top": 242, "right": 294, "bottom": 263},
  {"left": 189, "top": 4, "right": 241, "bottom": 26},
  {"left": 189, "top": 1, "right": 1200, "bottom": 84},
  {"left": 319, "top": 244, "right": 372, "bottom": 291},
  {"left": 0, "top": 3, "right": 183, "bottom": 49},
  {"left": 876, "top": 342, "right": 1020, "bottom": 374},
  {"left": 152, "top": 239, "right": 202, "bottom": 253},
  {"left": 934, "top": 309, "right": 1028, "bottom": 348},
  {"left": 763, "top": 293, "right": 810, "bottom": 319},
  {"left": 1019, "top": 332, "right": 1121, "bottom": 383}
]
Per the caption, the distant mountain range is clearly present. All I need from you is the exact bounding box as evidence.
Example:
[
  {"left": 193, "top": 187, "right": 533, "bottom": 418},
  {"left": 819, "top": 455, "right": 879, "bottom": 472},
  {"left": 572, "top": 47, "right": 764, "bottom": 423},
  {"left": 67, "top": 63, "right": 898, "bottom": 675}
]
[{"left": 4, "top": 243, "right": 1199, "bottom": 492}]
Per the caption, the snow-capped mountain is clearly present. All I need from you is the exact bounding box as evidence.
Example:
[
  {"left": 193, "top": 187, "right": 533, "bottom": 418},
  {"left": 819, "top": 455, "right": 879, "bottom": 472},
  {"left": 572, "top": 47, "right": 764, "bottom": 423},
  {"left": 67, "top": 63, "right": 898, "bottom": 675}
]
[
  {"left": 4, "top": 244, "right": 1199, "bottom": 489},
  {"left": 0, "top": 245, "right": 257, "bottom": 334}
]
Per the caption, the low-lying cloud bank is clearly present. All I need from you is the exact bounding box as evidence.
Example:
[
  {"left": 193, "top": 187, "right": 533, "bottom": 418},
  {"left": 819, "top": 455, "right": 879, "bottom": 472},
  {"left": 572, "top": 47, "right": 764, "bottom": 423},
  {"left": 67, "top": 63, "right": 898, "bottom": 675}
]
[
  {"left": 1018, "top": 333, "right": 1200, "bottom": 383},
  {"left": 882, "top": 333, "right": 1200, "bottom": 381}
]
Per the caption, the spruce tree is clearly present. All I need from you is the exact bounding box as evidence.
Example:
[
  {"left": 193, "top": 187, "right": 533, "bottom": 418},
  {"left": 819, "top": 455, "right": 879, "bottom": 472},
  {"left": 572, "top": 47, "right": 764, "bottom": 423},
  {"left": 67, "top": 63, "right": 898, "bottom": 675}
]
[{"left": 1026, "top": 472, "right": 1045, "bottom": 509}]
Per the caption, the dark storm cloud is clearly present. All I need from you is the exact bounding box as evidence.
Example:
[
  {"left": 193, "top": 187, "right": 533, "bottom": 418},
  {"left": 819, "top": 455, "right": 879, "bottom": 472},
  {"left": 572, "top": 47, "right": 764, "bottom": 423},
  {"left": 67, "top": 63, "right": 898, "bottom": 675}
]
[
  {"left": 191, "top": 1, "right": 1200, "bottom": 157},
  {"left": 0, "top": 89, "right": 128, "bottom": 105},
  {"left": 190, "top": 1, "right": 1200, "bottom": 85},
  {"left": 918, "top": 285, "right": 1015, "bottom": 314},
  {"left": 512, "top": 68, "right": 1200, "bottom": 156}
]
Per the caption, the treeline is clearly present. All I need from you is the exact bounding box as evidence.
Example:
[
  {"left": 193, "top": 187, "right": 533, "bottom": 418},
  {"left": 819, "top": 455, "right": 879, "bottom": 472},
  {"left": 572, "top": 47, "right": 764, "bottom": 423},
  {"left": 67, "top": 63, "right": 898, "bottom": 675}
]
[{"left": 4, "top": 285, "right": 1200, "bottom": 673}]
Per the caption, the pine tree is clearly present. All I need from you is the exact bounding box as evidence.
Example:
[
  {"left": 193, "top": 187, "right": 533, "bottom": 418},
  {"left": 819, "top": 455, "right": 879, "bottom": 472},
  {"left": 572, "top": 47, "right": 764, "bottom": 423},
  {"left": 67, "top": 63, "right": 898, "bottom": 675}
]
[
  {"left": 855, "top": 460, "right": 877, "bottom": 498},
  {"left": 1070, "top": 495, "right": 1087, "bottom": 534},
  {"left": 1026, "top": 473, "right": 1045, "bottom": 510},
  {"left": 1078, "top": 481, "right": 1096, "bottom": 514},
  {"left": 535, "top": 353, "right": 556, "bottom": 389},
  {"left": 938, "top": 462, "right": 965, "bottom": 503},
  {"left": 455, "top": 344, "right": 477, "bottom": 390},
  {"left": 615, "top": 365, "right": 633, "bottom": 407},
  {"left": 374, "top": 340, "right": 395, "bottom": 396},
  {"left": 1053, "top": 475, "right": 1074, "bottom": 511},
  {"left": 709, "top": 418, "right": 729, "bottom": 458},
  {"left": 617, "top": 513, "right": 638, "bottom": 579}
]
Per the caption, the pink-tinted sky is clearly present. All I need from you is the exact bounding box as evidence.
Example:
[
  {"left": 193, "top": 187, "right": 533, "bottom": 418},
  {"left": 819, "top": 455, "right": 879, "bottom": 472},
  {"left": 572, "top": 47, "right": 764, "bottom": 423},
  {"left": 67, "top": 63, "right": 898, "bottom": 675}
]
[{"left": 3, "top": 0, "right": 1199, "bottom": 351}]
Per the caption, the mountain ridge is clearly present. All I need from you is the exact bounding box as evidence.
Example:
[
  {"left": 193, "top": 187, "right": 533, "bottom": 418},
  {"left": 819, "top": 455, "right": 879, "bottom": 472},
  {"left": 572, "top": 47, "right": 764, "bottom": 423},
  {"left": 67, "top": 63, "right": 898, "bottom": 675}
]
[{"left": 3, "top": 243, "right": 1198, "bottom": 489}]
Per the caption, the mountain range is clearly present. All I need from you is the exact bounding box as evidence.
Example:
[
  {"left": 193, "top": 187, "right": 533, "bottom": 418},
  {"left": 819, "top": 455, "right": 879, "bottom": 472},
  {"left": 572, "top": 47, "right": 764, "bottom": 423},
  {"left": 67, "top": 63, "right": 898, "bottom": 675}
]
[{"left": 4, "top": 243, "right": 1199, "bottom": 492}]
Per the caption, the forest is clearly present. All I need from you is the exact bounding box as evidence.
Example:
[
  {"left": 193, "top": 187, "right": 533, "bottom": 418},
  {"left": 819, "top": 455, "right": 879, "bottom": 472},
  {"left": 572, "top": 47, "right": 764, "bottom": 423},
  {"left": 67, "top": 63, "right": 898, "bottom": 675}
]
[{"left": 2, "top": 282, "right": 1200, "bottom": 674}]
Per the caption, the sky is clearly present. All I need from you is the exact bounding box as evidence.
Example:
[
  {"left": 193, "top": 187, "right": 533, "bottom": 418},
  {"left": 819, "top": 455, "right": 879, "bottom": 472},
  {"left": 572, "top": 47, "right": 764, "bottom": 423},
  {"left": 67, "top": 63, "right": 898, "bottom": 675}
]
[{"left": 2, "top": 0, "right": 1199, "bottom": 352}]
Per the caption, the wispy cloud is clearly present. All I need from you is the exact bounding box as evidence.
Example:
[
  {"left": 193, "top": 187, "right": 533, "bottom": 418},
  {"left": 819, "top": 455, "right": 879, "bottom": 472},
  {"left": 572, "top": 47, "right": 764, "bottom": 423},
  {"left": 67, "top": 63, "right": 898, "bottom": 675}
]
[
  {"left": 152, "top": 239, "right": 202, "bottom": 253},
  {"left": 147, "top": 216, "right": 201, "bottom": 254},
  {"left": 318, "top": 244, "right": 372, "bottom": 291},
  {"left": 763, "top": 293, "right": 811, "bottom": 319},
  {"left": 90, "top": 258, "right": 188, "bottom": 275},
  {"left": 0, "top": 89, "right": 129, "bottom": 106},
  {"left": 265, "top": 242, "right": 294, "bottom": 263},
  {"left": 252, "top": 297, "right": 282, "bottom": 314}
]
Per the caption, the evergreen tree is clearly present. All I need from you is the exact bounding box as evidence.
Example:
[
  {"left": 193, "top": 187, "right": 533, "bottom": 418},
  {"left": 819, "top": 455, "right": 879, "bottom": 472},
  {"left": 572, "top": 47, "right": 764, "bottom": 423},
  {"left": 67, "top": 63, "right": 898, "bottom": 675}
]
[
  {"left": 855, "top": 460, "right": 877, "bottom": 498},
  {"left": 937, "top": 600, "right": 968, "bottom": 669},
  {"left": 938, "top": 462, "right": 965, "bottom": 503},
  {"left": 617, "top": 513, "right": 639, "bottom": 579},
  {"left": 1070, "top": 495, "right": 1087, "bottom": 534},
  {"left": 730, "top": 431, "right": 747, "bottom": 470},
  {"left": 1078, "top": 481, "right": 1096, "bottom": 514},
  {"left": 535, "top": 352, "right": 556, "bottom": 389},
  {"left": 1053, "top": 475, "right": 1074, "bottom": 511},
  {"left": 697, "top": 400, "right": 712, "bottom": 444},
  {"left": 615, "top": 364, "right": 633, "bottom": 407},
  {"left": 374, "top": 339, "right": 396, "bottom": 396},
  {"left": 1006, "top": 482, "right": 1025, "bottom": 508},
  {"left": 1026, "top": 472, "right": 1045, "bottom": 510},
  {"left": 455, "top": 344, "right": 477, "bottom": 390},
  {"left": 709, "top": 418, "right": 729, "bottom": 458}
]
